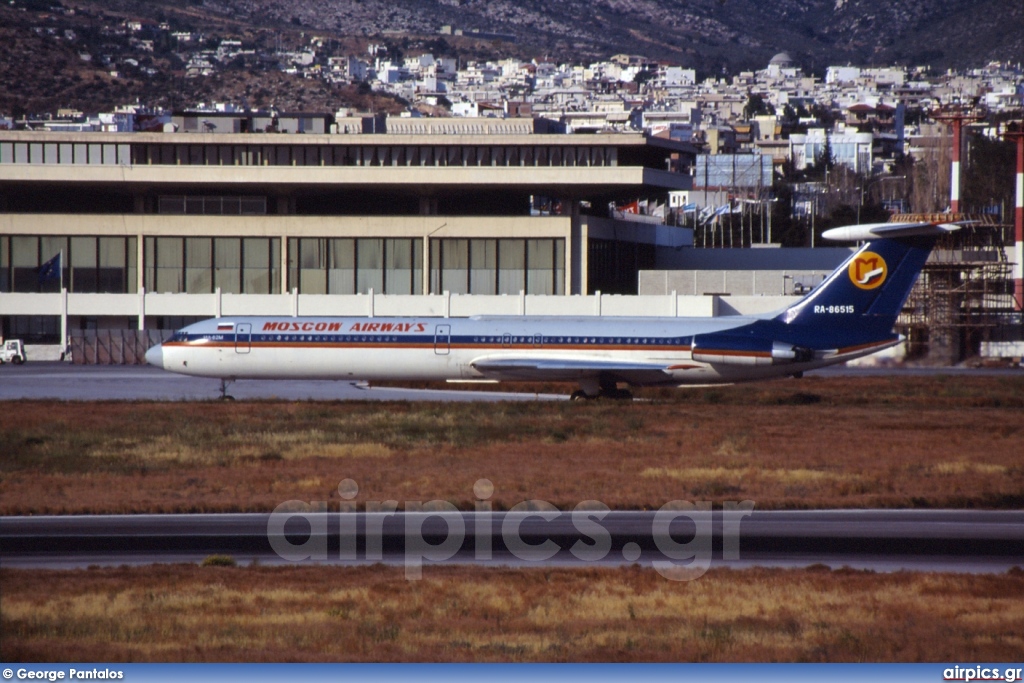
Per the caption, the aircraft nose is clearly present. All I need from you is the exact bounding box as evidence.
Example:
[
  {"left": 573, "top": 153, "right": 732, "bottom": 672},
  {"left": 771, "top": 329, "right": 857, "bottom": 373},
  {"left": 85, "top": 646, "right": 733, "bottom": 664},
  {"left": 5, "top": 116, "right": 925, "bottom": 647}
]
[{"left": 145, "top": 344, "right": 163, "bottom": 368}]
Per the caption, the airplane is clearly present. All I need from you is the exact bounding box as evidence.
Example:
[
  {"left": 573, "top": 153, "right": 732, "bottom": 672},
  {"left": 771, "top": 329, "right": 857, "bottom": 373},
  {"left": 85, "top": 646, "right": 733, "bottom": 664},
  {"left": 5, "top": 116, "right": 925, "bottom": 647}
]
[{"left": 145, "top": 222, "right": 956, "bottom": 400}]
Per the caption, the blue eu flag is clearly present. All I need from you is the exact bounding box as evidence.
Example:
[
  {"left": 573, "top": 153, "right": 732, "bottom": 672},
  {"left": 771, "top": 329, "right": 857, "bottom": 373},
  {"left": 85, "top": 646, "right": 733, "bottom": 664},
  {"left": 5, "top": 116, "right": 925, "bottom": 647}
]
[{"left": 38, "top": 252, "right": 62, "bottom": 284}]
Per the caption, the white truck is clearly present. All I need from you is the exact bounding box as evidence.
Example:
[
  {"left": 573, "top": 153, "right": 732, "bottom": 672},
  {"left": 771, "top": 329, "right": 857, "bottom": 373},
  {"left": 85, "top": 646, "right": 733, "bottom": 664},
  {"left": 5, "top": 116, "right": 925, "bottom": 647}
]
[{"left": 0, "top": 338, "right": 27, "bottom": 364}]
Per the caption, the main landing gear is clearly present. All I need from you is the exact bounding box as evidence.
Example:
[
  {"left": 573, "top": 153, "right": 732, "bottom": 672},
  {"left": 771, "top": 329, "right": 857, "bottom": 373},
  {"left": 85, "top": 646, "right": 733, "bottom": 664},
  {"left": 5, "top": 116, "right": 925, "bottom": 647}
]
[
  {"left": 569, "top": 388, "right": 634, "bottom": 401},
  {"left": 219, "top": 378, "right": 236, "bottom": 401},
  {"left": 569, "top": 378, "right": 634, "bottom": 402}
]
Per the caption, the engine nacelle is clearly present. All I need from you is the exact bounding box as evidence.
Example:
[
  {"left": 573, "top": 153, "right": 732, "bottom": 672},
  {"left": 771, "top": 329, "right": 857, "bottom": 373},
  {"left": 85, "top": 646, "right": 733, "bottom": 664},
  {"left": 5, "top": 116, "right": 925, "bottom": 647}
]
[
  {"left": 769, "top": 341, "right": 814, "bottom": 364},
  {"left": 690, "top": 334, "right": 813, "bottom": 366}
]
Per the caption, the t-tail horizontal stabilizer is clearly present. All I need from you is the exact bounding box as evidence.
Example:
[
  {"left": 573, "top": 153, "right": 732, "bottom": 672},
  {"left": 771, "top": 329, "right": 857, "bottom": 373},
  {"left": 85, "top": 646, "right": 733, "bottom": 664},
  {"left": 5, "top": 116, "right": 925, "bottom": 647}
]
[{"left": 820, "top": 221, "right": 962, "bottom": 242}]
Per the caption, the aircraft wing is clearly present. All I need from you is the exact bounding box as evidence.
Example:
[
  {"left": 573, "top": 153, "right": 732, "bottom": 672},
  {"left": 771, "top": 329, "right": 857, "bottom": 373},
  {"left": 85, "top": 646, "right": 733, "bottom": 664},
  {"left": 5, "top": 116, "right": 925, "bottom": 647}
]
[{"left": 470, "top": 355, "right": 676, "bottom": 383}]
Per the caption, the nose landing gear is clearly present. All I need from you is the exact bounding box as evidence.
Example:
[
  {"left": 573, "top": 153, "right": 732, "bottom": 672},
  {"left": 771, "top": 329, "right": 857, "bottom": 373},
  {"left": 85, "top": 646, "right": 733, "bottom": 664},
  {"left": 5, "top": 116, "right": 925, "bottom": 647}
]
[{"left": 219, "top": 378, "right": 236, "bottom": 401}]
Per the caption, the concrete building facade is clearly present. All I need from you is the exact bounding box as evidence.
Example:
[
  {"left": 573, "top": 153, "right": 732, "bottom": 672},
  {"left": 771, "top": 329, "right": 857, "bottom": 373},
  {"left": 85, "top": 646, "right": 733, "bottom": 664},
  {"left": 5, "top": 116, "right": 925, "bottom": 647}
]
[{"left": 0, "top": 129, "right": 696, "bottom": 345}]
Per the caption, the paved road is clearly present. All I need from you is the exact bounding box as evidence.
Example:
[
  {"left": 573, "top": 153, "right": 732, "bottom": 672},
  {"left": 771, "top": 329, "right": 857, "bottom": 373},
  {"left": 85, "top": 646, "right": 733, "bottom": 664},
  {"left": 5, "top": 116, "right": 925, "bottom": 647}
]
[
  {"left": 0, "top": 362, "right": 1018, "bottom": 401},
  {"left": 3, "top": 510, "right": 1022, "bottom": 573}
]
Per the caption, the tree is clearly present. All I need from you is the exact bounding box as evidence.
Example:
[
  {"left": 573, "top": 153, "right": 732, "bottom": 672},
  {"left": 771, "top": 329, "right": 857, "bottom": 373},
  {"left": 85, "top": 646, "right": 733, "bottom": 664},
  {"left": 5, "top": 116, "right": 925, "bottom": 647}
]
[
  {"left": 809, "top": 103, "right": 838, "bottom": 128},
  {"left": 814, "top": 134, "right": 835, "bottom": 175},
  {"left": 633, "top": 69, "right": 655, "bottom": 87},
  {"left": 743, "top": 93, "right": 774, "bottom": 120},
  {"left": 781, "top": 103, "right": 798, "bottom": 124}
]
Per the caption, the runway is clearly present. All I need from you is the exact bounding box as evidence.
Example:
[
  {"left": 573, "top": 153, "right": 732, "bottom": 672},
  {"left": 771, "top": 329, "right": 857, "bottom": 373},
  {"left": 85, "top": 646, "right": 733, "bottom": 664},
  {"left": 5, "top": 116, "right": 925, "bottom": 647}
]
[
  {"left": 0, "top": 362, "right": 563, "bottom": 401},
  {"left": 0, "top": 362, "right": 1018, "bottom": 401},
  {"left": 3, "top": 510, "right": 1022, "bottom": 573}
]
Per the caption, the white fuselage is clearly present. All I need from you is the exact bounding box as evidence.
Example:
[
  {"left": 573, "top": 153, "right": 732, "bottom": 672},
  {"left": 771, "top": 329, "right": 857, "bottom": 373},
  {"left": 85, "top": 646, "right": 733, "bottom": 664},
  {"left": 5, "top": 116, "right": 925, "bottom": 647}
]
[{"left": 148, "top": 314, "right": 888, "bottom": 388}]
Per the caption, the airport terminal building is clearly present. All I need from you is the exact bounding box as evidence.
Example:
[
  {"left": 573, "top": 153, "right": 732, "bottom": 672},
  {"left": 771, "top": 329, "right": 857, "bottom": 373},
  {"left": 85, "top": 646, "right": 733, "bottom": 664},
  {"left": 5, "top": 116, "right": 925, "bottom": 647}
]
[{"left": 0, "top": 126, "right": 697, "bottom": 346}]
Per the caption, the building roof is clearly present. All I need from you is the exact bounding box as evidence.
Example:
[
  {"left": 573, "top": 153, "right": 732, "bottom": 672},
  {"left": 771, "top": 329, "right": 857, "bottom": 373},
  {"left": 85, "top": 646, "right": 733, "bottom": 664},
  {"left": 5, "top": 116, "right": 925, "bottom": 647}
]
[{"left": 0, "top": 129, "right": 695, "bottom": 204}]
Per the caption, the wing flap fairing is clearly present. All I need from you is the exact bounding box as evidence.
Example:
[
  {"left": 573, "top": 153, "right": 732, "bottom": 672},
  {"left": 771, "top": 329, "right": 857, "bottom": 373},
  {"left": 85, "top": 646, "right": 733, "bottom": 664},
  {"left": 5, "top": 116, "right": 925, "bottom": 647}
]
[{"left": 470, "top": 356, "right": 675, "bottom": 383}]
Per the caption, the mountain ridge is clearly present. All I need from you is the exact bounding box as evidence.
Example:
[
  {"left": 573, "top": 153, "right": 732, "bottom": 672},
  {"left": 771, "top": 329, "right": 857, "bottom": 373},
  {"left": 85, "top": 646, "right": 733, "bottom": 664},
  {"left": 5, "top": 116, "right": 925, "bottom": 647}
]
[
  {"left": 224, "top": 0, "right": 1021, "bottom": 72},
  {"left": 1, "top": 0, "right": 1020, "bottom": 116}
]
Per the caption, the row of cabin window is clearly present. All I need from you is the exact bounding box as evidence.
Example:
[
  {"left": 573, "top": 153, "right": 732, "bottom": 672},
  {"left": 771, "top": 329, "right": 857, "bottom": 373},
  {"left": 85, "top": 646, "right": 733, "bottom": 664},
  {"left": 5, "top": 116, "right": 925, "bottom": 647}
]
[{"left": 212, "top": 334, "right": 686, "bottom": 346}]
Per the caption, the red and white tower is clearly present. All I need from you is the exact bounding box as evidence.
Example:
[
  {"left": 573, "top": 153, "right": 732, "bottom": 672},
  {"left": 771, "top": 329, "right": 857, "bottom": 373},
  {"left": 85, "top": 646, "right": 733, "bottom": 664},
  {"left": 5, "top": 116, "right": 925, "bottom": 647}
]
[
  {"left": 1004, "top": 129, "right": 1024, "bottom": 312},
  {"left": 933, "top": 109, "right": 984, "bottom": 215}
]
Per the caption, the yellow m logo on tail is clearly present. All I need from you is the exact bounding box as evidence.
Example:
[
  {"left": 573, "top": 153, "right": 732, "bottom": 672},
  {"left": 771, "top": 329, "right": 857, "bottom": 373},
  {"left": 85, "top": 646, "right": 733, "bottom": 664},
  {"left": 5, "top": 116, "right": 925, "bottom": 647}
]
[{"left": 848, "top": 252, "right": 887, "bottom": 290}]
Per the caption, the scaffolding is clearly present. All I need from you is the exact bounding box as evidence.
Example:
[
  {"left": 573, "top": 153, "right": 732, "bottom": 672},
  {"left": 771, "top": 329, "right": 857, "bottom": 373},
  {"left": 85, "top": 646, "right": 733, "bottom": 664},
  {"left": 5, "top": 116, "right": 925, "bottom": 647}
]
[{"left": 896, "top": 214, "right": 1018, "bottom": 363}]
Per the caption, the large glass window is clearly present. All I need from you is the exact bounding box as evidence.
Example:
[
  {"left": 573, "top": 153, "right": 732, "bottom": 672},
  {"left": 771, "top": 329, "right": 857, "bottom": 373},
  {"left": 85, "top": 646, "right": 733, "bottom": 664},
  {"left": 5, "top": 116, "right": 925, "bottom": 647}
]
[
  {"left": 242, "top": 238, "right": 276, "bottom": 294},
  {"left": 430, "top": 238, "right": 564, "bottom": 295},
  {"left": 7, "top": 236, "right": 67, "bottom": 293},
  {"left": 38, "top": 237, "right": 67, "bottom": 293},
  {"left": 289, "top": 238, "right": 421, "bottom": 295},
  {"left": 11, "top": 236, "right": 41, "bottom": 291},
  {"left": 297, "top": 238, "right": 328, "bottom": 294},
  {"left": 385, "top": 239, "right": 419, "bottom": 295},
  {"left": 98, "top": 237, "right": 135, "bottom": 293},
  {"left": 470, "top": 240, "right": 497, "bottom": 295},
  {"left": 431, "top": 239, "right": 469, "bottom": 294},
  {"left": 527, "top": 239, "right": 564, "bottom": 295},
  {"left": 185, "top": 238, "right": 213, "bottom": 293},
  {"left": 144, "top": 237, "right": 279, "bottom": 294},
  {"left": 71, "top": 236, "right": 98, "bottom": 292},
  {"left": 146, "top": 237, "right": 183, "bottom": 293},
  {"left": 323, "top": 240, "right": 356, "bottom": 294},
  {"left": 214, "top": 238, "right": 241, "bottom": 294},
  {"left": 0, "top": 235, "right": 136, "bottom": 293},
  {"left": 328, "top": 239, "right": 355, "bottom": 294},
  {"left": 356, "top": 239, "right": 385, "bottom": 293},
  {"left": 497, "top": 239, "right": 525, "bottom": 294}
]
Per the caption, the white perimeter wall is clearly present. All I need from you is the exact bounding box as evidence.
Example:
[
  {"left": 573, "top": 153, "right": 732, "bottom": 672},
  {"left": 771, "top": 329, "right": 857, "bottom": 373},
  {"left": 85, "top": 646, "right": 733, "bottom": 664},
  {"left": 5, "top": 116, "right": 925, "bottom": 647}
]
[{"left": 0, "top": 290, "right": 798, "bottom": 325}]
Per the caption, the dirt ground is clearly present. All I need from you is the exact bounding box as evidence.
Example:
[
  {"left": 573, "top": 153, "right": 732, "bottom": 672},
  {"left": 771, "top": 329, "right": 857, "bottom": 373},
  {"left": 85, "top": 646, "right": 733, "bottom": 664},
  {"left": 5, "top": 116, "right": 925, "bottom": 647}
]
[
  {"left": 1, "top": 375, "right": 1022, "bottom": 514},
  {"left": 4, "top": 564, "right": 1023, "bottom": 662}
]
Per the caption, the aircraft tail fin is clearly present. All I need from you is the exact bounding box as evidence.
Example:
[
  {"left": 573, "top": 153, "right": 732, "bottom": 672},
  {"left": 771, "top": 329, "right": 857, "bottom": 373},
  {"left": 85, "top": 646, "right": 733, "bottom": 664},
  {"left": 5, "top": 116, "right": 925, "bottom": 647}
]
[{"left": 775, "top": 222, "right": 958, "bottom": 340}]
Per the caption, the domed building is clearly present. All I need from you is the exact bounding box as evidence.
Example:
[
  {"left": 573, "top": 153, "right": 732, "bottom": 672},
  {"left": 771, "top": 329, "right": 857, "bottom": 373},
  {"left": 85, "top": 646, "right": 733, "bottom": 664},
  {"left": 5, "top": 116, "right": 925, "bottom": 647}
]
[
  {"left": 768, "top": 52, "right": 795, "bottom": 68},
  {"left": 765, "top": 52, "right": 799, "bottom": 78}
]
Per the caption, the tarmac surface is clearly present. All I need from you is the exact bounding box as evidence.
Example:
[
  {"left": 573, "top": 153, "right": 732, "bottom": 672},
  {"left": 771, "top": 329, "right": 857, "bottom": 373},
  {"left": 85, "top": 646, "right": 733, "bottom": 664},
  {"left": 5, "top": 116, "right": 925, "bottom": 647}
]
[
  {"left": 0, "top": 362, "right": 563, "bottom": 401},
  {"left": 3, "top": 510, "right": 1022, "bottom": 573},
  {"left": 0, "top": 361, "right": 1019, "bottom": 401}
]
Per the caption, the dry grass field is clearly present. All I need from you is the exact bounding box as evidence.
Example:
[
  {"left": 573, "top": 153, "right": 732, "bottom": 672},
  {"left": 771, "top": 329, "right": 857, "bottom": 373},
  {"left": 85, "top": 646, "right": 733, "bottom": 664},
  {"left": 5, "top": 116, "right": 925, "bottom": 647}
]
[
  {"left": 4, "top": 564, "right": 1024, "bottom": 662},
  {"left": 1, "top": 375, "right": 1022, "bottom": 514},
  {"left": 2, "top": 374, "right": 1023, "bottom": 663}
]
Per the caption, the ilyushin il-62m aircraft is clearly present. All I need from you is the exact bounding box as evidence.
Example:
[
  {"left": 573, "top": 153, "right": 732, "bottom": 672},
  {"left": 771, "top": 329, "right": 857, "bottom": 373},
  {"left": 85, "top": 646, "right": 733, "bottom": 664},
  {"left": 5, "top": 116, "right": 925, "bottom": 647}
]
[{"left": 146, "top": 222, "right": 957, "bottom": 400}]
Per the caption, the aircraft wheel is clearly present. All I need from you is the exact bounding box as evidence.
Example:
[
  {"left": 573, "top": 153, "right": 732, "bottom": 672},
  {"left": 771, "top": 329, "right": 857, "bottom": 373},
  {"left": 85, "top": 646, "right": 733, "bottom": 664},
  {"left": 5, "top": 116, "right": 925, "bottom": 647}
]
[
  {"left": 220, "top": 394, "right": 236, "bottom": 401},
  {"left": 569, "top": 390, "right": 589, "bottom": 402},
  {"left": 14, "top": 356, "right": 25, "bottom": 365}
]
